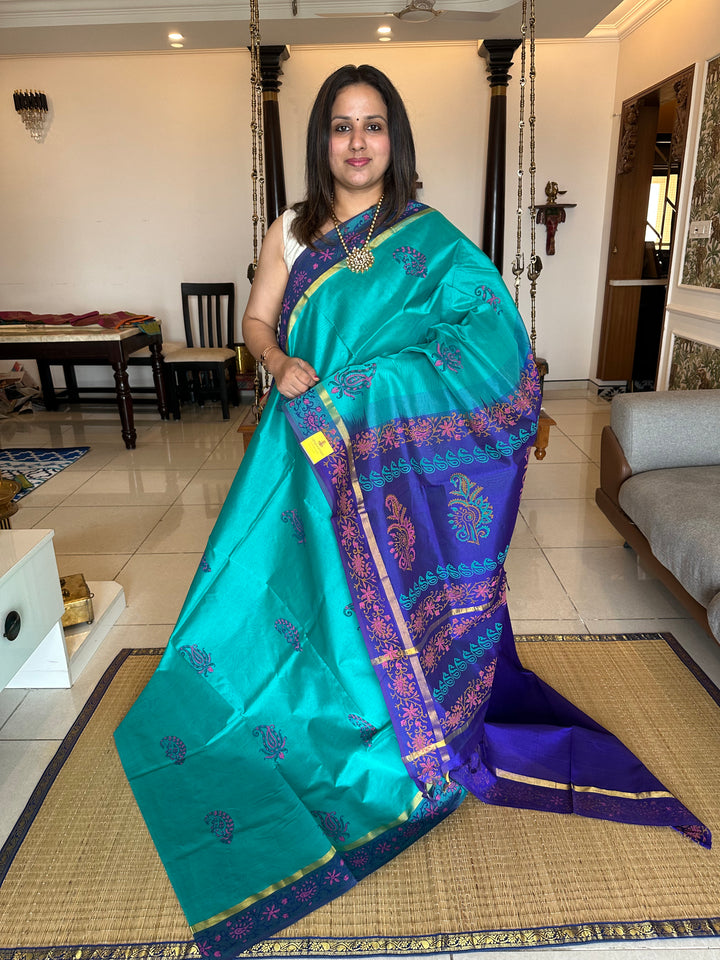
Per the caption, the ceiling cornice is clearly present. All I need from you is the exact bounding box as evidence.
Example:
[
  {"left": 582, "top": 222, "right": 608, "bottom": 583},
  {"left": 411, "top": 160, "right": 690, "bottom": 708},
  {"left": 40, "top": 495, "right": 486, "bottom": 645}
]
[{"left": 589, "top": 0, "right": 672, "bottom": 40}]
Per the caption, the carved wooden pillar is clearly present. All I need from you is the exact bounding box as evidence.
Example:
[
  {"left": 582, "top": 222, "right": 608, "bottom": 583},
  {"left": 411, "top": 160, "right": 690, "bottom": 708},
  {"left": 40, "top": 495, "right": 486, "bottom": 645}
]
[
  {"left": 259, "top": 45, "right": 290, "bottom": 226},
  {"left": 478, "top": 39, "right": 521, "bottom": 272}
]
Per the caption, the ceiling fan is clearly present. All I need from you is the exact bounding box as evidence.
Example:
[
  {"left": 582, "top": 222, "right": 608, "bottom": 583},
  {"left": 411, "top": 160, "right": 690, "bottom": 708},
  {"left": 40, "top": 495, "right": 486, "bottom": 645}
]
[{"left": 314, "top": 0, "right": 515, "bottom": 22}]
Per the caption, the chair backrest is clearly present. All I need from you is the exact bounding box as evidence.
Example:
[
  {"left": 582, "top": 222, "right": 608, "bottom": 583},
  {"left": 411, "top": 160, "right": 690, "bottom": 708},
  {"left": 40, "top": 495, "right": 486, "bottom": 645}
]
[{"left": 180, "top": 282, "right": 235, "bottom": 350}]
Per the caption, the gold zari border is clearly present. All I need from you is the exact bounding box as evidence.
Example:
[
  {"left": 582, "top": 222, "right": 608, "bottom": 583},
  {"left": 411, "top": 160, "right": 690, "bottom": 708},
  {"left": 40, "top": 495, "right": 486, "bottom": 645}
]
[
  {"left": 286, "top": 207, "right": 432, "bottom": 344},
  {"left": 494, "top": 766, "right": 674, "bottom": 800},
  {"left": 191, "top": 849, "right": 336, "bottom": 933},
  {"left": 11, "top": 916, "right": 720, "bottom": 958}
]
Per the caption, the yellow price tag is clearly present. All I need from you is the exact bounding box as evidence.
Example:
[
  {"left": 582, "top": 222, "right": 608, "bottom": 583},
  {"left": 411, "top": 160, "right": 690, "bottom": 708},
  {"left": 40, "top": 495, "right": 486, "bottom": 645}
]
[{"left": 301, "top": 430, "right": 334, "bottom": 464}]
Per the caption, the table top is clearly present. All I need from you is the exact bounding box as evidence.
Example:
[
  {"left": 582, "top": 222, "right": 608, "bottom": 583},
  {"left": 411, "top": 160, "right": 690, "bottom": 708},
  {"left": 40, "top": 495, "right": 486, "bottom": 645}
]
[
  {"left": 0, "top": 529, "right": 55, "bottom": 581},
  {"left": 0, "top": 325, "right": 151, "bottom": 343}
]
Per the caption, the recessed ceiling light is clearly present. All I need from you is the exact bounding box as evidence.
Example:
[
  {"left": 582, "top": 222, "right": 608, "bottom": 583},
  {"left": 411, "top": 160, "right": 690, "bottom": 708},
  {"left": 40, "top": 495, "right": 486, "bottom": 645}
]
[
  {"left": 377, "top": 25, "right": 392, "bottom": 34},
  {"left": 168, "top": 32, "right": 184, "bottom": 41}
]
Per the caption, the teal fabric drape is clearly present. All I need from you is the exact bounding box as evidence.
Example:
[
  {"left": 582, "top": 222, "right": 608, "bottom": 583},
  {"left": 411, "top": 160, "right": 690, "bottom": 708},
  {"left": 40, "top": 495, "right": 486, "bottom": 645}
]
[{"left": 115, "top": 203, "right": 708, "bottom": 959}]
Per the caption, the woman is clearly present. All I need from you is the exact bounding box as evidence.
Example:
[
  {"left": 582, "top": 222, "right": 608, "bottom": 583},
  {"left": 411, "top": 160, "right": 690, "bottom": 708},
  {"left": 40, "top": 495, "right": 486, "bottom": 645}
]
[{"left": 115, "top": 65, "right": 708, "bottom": 957}]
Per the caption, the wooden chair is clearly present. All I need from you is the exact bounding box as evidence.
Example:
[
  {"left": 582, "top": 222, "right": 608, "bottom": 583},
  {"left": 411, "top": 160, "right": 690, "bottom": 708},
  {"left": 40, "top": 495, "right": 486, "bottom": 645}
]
[{"left": 163, "top": 282, "right": 240, "bottom": 420}]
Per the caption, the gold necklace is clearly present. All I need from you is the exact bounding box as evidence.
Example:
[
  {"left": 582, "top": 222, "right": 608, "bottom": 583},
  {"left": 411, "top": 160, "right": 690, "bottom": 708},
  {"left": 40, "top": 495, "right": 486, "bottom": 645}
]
[{"left": 330, "top": 193, "right": 384, "bottom": 273}]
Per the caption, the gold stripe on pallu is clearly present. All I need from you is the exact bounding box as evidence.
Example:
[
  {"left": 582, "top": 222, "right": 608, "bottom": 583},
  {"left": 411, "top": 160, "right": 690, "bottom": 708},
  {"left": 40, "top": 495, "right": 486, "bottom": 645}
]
[
  {"left": 191, "top": 848, "right": 336, "bottom": 933},
  {"left": 317, "top": 385, "right": 451, "bottom": 773},
  {"left": 193, "top": 794, "right": 426, "bottom": 932},
  {"left": 338, "top": 792, "right": 424, "bottom": 852},
  {"left": 494, "top": 766, "right": 674, "bottom": 800}
]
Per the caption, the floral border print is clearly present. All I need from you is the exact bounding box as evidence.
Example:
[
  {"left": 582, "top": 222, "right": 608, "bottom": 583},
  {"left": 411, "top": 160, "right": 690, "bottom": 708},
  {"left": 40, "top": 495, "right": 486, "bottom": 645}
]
[{"left": 682, "top": 54, "right": 720, "bottom": 289}]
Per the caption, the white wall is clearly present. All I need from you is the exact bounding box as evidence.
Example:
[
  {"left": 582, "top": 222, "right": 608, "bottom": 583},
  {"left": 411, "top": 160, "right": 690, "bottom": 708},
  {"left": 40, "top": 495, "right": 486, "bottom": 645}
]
[
  {"left": 0, "top": 26, "right": 704, "bottom": 388},
  {"left": 0, "top": 42, "right": 492, "bottom": 354},
  {"left": 503, "top": 38, "right": 619, "bottom": 380},
  {"left": 0, "top": 51, "right": 253, "bottom": 337},
  {"left": 608, "top": 0, "right": 720, "bottom": 387},
  {"left": 2, "top": 40, "right": 614, "bottom": 386}
]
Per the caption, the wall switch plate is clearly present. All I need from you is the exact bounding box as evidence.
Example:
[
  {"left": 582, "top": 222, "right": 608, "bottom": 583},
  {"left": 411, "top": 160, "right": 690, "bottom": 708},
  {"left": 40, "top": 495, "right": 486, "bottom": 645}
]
[{"left": 689, "top": 220, "right": 712, "bottom": 239}]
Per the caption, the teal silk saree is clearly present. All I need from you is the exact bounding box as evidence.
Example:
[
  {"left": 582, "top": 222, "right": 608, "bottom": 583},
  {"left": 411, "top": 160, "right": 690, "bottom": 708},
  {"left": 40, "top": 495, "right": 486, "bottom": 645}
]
[{"left": 115, "top": 203, "right": 709, "bottom": 958}]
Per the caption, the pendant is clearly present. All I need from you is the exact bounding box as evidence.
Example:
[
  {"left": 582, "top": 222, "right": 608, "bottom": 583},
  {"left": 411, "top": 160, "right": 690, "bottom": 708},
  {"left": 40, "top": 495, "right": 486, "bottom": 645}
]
[{"left": 346, "top": 246, "right": 374, "bottom": 274}]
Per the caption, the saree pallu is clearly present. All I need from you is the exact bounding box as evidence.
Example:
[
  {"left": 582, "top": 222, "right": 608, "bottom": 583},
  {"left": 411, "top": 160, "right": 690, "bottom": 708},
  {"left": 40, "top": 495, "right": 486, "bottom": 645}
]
[{"left": 115, "top": 203, "right": 709, "bottom": 958}]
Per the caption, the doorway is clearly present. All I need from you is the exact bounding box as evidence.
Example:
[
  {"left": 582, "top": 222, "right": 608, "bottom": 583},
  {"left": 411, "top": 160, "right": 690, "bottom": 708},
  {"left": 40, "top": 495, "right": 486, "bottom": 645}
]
[{"left": 596, "top": 66, "right": 694, "bottom": 389}]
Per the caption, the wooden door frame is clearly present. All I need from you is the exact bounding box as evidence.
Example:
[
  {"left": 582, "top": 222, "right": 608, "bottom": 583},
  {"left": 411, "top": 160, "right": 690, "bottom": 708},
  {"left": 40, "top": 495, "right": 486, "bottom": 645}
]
[{"left": 596, "top": 66, "right": 694, "bottom": 383}]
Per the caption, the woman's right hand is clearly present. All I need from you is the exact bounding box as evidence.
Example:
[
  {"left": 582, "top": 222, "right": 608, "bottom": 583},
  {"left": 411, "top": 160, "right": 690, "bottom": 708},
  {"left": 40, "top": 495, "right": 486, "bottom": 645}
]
[{"left": 267, "top": 348, "right": 320, "bottom": 399}]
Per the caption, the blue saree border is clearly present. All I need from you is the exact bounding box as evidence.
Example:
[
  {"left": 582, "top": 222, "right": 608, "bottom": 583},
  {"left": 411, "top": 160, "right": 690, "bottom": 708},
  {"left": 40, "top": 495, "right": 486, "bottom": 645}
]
[{"left": 1, "top": 636, "right": 720, "bottom": 959}]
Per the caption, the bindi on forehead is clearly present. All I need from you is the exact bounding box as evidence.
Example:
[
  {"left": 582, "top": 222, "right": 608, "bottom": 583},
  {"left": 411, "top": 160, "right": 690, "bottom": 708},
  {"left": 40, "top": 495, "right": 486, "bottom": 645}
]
[{"left": 331, "top": 113, "right": 387, "bottom": 122}]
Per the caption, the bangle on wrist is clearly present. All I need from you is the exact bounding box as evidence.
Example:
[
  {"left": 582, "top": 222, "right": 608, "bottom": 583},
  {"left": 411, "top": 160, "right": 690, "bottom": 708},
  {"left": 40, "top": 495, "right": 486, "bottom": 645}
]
[{"left": 259, "top": 343, "right": 281, "bottom": 373}]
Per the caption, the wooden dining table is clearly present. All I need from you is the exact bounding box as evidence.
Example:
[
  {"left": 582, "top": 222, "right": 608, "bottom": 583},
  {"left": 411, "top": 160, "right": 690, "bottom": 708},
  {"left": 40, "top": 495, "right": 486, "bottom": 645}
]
[{"left": 0, "top": 324, "right": 169, "bottom": 449}]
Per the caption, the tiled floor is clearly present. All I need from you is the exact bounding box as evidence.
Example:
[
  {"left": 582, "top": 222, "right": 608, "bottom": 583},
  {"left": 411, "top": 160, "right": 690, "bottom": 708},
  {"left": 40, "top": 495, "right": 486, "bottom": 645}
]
[{"left": 2, "top": 384, "right": 720, "bottom": 959}]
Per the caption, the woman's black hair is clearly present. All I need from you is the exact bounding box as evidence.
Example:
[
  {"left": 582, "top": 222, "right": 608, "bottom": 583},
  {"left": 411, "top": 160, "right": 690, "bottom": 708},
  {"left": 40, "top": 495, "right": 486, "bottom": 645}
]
[{"left": 292, "top": 64, "right": 417, "bottom": 247}]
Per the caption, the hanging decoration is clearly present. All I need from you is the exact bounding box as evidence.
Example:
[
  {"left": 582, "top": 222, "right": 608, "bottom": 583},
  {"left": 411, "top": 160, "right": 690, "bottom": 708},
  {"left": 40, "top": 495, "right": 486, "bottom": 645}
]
[
  {"left": 535, "top": 181, "right": 577, "bottom": 255},
  {"left": 13, "top": 90, "right": 48, "bottom": 141}
]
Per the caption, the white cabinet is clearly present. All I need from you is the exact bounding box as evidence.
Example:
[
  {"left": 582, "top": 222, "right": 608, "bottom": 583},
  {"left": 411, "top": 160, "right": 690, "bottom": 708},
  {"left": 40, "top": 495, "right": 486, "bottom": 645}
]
[
  {"left": 0, "top": 529, "right": 67, "bottom": 689},
  {"left": 1, "top": 528, "right": 126, "bottom": 689}
]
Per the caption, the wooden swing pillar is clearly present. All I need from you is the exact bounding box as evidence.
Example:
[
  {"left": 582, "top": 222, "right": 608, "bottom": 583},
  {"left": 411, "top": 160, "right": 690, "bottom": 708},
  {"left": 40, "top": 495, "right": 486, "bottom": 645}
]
[{"left": 258, "top": 45, "right": 290, "bottom": 225}]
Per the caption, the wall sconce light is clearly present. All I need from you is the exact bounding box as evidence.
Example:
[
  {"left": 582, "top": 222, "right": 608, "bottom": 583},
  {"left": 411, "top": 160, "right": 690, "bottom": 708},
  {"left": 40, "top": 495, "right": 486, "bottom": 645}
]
[
  {"left": 535, "top": 181, "right": 576, "bottom": 256},
  {"left": 13, "top": 89, "right": 49, "bottom": 141}
]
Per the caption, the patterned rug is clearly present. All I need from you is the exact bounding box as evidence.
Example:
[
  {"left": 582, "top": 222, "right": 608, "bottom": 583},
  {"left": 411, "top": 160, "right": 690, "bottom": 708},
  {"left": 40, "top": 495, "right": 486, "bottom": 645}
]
[
  {"left": 1, "top": 634, "right": 719, "bottom": 958},
  {"left": 0, "top": 448, "right": 89, "bottom": 500}
]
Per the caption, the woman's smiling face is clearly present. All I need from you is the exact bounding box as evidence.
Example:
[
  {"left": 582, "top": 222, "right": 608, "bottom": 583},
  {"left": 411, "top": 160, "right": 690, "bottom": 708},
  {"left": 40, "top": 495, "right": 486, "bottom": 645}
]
[{"left": 328, "top": 83, "right": 391, "bottom": 201}]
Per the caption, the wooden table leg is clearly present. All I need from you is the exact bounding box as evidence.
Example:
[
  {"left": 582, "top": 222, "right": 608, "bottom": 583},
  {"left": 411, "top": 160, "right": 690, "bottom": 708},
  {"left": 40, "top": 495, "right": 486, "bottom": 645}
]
[
  {"left": 112, "top": 360, "right": 137, "bottom": 449},
  {"left": 533, "top": 411, "right": 556, "bottom": 461},
  {"left": 149, "top": 341, "right": 170, "bottom": 420},
  {"left": 36, "top": 360, "right": 59, "bottom": 410},
  {"left": 62, "top": 362, "right": 80, "bottom": 403}
]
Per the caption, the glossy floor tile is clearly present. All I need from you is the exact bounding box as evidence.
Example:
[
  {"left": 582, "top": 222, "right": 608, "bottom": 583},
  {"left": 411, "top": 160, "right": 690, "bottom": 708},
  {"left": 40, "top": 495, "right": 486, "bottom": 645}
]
[
  {"left": 520, "top": 498, "right": 624, "bottom": 548},
  {"left": 64, "top": 468, "right": 196, "bottom": 506},
  {"left": 2, "top": 387, "right": 719, "bottom": 955}
]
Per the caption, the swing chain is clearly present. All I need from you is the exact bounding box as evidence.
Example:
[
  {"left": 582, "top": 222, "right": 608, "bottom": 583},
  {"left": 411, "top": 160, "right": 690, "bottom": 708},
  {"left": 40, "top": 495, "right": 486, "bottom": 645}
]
[
  {"left": 526, "top": 0, "right": 542, "bottom": 359},
  {"left": 249, "top": 0, "right": 269, "bottom": 416},
  {"left": 513, "top": 0, "right": 527, "bottom": 308},
  {"left": 249, "top": 0, "right": 266, "bottom": 278}
]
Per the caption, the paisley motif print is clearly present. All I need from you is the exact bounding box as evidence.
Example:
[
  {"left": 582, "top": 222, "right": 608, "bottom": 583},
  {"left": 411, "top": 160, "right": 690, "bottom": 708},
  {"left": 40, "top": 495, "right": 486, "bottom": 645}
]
[
  {"left": 433, "top": 341, "right": 463, "bottom": 373},
  {"left": 392, "top": 245, "right": 427, "bottom": 278},
  {"left": 475, "top": 284, "right": 502, "bottom": 315},
  {"left": 385, "top": 494, "right": 416, "bottom": 571},
  {"left": 312, "top": 810, "right": 349, "bottom": 844},
  {"left": 204, "top": 810, "right": 234, "bottom": 844},
  {"left": 348, "top": 713, "right": 378, "bottom": 749},
  {"left": 199, "top": 553, "right": 211, "bottom": 572},
  {"left": 329, "top": 362, "right": 377, "bottom": 400},
  {"left": 275, "top": 617, "right": 303, "bottom": 652},
  {"left": 160, "top": 735, "right": 187, "bottom": 765},
  {"left": 447, "top": 472, "right": 494, "bottom": 544},
  {"left": 178, "top": 644, "right": 215, "bottom": 677},
  {"left": 281, "top": 509, "right": 306, "bottom": 544},
  {"left": 253, "top": 724, "right": 287, "bottom": 761}
]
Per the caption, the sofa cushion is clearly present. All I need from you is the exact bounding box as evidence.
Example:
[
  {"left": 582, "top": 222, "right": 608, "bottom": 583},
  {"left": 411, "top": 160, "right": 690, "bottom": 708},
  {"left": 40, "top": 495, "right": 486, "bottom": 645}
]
[
  {"left": 611, "top": 390, "right": 720, "bottom": 475},
  {"left": 709, "top": 594, "right": 720, "bottom": 645},
  {"left": 618, "top": 465, "right": 720, "bottom": 608}
]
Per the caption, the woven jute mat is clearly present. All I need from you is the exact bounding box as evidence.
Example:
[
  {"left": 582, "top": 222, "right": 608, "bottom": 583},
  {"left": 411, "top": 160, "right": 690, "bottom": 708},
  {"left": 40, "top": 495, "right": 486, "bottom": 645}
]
[{"left": 1, "top": 634, "right": 719, "bottom": 958}]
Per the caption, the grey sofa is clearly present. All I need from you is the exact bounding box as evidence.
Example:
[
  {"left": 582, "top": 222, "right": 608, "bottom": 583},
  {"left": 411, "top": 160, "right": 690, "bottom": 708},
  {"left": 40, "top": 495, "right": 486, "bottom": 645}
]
[{"left": 595, "top": 389, "right": 720, "bottom": 643}]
